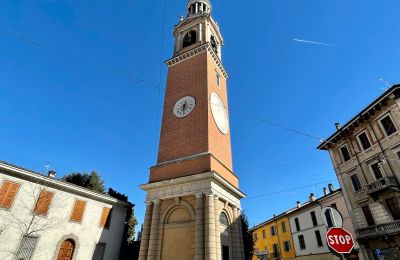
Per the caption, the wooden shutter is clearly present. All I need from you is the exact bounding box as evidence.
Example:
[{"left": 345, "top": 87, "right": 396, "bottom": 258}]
[
  {"left": 33, "top": 190, "right": 54, "bottom": 216},
  {"left": 100, "top": 207, "right": 111, "bottom": 228},
  {"left": 70, "top": 200, "right": 86, "bottom": 223},
  {"left": 0, "top": 180, "right": 21, "bottom": 209}
]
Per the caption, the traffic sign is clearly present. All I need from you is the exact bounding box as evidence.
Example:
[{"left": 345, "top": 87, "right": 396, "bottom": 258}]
[
  {"left": 326, "top": 227, "right": 354, "bottom": 254},
  {"left": 321, "top": 207, "right": 343, "bottom": 228}
]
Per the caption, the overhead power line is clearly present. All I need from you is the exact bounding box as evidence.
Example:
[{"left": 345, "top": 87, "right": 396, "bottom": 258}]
[
  {"left": 0, "top": 28, "right": 161, "bottom": 90},
  {"left": 0, "top": 28, "right": 329, "bottom": 143},
  {"left": 244, "top": 179, "right": 338, "bottom": 200},
  {"left": 238, "top": 161, "right": 330, "bottom": 171}
]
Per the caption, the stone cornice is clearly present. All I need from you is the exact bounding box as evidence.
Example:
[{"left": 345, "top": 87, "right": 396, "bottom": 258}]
[
  {"left": 165, "top": 43, "right": 228, "bottom": 78},
  {"left": 140, "top": 171, "right": 245, "bottom": 207}
]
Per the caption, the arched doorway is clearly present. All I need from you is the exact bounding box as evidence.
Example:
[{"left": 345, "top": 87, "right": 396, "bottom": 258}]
[
  {"left": 57, "top": 239, "right": 75, "bottom": 260},
  {"left": 220, "top": 212, "right": 231, "bottom": 260}
]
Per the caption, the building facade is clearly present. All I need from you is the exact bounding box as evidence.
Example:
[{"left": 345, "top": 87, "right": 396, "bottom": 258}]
[
  {"left": 251, "top": 186, "right": 361, "bottom": 260},
  {"left": 251, "top": 214, "right": 295, "bottom": 260},
  {"left": 0, "top": 161, "right": 131, "bottom": 260},
  {"left": 288, "top": 188, "right": 360, "bottom": 260},
  {"left": 139, "top": 1, "right": 245, "bottom": 260},
  {"left": 318, "top": 85, "right": 400, "bottom": 259}
]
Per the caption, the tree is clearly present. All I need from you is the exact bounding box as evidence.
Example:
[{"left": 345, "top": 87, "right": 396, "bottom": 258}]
[
  {"left": 241, "top": 212, "right": 255, "bottom": 260},
  {"left": 0, "top": 181, "right": 65, "bottom": 259},
  {"left": 62, "top": 171, "right": 105, "bottom": 193}
]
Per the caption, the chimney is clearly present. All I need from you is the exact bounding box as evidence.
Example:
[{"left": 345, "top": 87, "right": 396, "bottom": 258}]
[
  {"left": 296, "top": 201, "right": 301, "bottom": 208},
  {"left": 323, "top": 187, "right": 328, "bottom": 196},
  {"left": 309, "top": 193, "right": 316, "bottom": 202},
  {"left": 335, "top": 122, "right": 341, "bottom": 130},
  {"left": 47, "top": 170, "right": 56, "bottom": 178},
  {"left": 328, "top": 183, "right": 335, "bottom": 193}
]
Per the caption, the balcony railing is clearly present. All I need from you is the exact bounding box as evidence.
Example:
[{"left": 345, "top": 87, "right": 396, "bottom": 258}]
[
  {"left": 367, "top": 177, "right": 399, "bottom": 194},
  {"left": 354, "top": 188, "right": 369, "bottom": 204},
  {"left": 357, "top": 220, "right": 400, "bottom": 239}
]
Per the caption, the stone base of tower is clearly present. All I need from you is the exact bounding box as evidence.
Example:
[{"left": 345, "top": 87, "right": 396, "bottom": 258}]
[{"left": 138, "top": 172, "right": 245, "bottom": 260}]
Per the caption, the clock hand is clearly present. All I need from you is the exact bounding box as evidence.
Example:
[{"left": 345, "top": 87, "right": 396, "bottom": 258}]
[{"left": 182, "top": 101, "right": 187, "bottom": 114}]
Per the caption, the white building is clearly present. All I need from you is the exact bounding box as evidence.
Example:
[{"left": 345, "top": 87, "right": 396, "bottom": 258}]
[
  {"left": 0, "top": 161, "right": 132, "bottom": 260},
  {"left": 288, "top": 186, "right": 361, "bottom": 260}
]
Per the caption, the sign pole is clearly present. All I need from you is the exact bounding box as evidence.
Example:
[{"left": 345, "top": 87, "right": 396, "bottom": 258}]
[{"left": 342, "top": 253, "right": 345, "bottom": 260}]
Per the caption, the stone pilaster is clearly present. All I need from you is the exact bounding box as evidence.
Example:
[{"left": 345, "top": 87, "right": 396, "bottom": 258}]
[
  {"left": 232, "top": 207, "right": 242, "bottom": 260},
  {"left": 214, "top": 196, "right": 221, "bottom": 260},
  {"left": 138, "top": 201, "right": 153, "bottom": 260},
  {"left": 236, "top": 208, "right": 245, "bottom": 259},
  {"left": 205, "top": 193, "right": 217, "bottom": 260},
  {"left": 147, "top": 199, "right": 161, "bottom": 260},
  {"left": 195, "top": 193, "right": 205, "bottom": 260}
]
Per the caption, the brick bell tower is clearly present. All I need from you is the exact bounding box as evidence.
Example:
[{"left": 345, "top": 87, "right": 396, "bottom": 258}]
[{"left": 139, "top": 1, "right": 245, "bottom": 259}]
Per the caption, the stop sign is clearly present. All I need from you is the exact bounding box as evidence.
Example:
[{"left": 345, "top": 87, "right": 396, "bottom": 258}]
[{"left": 326, "top": 227, "right": 354, "bottom": 254}]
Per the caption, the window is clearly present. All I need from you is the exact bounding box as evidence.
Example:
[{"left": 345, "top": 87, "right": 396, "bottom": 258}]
[
  {"left": 362, "top": 205, "right": 376, "bottom": 226},
  {"left": 339, "top": 145, "right": 351, "bottom": 162},
  {"left": 357, "top": 131, "right": 372, "bottom": 151},
  {"left": 370, "top": 162, "right": 384, "bottom": 180},
  {"left": 70, "top": 200, "right": 87, "bottom": 223},
  {"left": 216, "top": 72, "right": 221, "bottom": 86},
  {"left": 295, "top": 218, "right": 300, "bottom": 231},
  {"left": 16, "top": 235, "right": 38, "bottom": 260},
  {"left": 270, "top": 225, "right": 277, "bottom": 236},
  {"left": 315, "top": 230, "right": 323, "bottom": 247},
  {"left": 253, "top": 232, "right": 258, "bottom": 242},
  {"left": 182, "top": 30, "right": 197, "bottom": 48},
  {"left": 298, "top": 235, "right": 306, "bottom": 250},
  {"left": 0, "top": 180, "right": 20, "bottom": 209},
  {"left": 93, "top": 243, "right": 106, "bottom": 260},
  {"left": 380, "top": 115, "right": 397, "bottom": 136},
  {"left": 272, "top": 243, "right": 279, "bottom": 258},
  {"left": 100, "top": 207, "right": 112, "bottom": 229},
  {"left": 350, "top": 174, "right": 363, "bottom": 192},
  {"left": 283, "top": 241, "right": 291, "bottom": 252},
  {"left": 310, "top": 211, "right": 318, "bottom": 226},
  {"left": 210, "top": 36, "right": 218, "bottom": 54},
  {"left": 281, "top": 221, "right": 287, "bottom": 233},
  {"left": 386, "top": 198, "right": 400, "bottom": 221},
  {"left": 33, "top": 190, "right": 54, "bottom": 216},
  {"left": 262, "top": 229, "right": 266, "bottom": 239},
  {"left": 324, "top": 208, "right": 335, "bottom": 228}
]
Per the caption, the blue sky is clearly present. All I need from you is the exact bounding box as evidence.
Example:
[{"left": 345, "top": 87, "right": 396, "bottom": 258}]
[{"left": 1, "top": 0, "right": 399, "bottom": 228}]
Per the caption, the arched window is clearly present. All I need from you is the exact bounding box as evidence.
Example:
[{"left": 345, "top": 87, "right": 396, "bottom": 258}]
[
  {"left": 183, "top": 31, "right": 197, "bottom": 48},
  {"left": 57, "top": 239, "right": 75, "bottom": 260},
  {"left": 219, "top": 212, "right": 229, "bottom": 226}
]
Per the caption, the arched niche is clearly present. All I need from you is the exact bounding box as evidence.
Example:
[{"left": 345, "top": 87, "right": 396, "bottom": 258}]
[{"left": 182, "top": 30, "right": 197, "bottom": 49}]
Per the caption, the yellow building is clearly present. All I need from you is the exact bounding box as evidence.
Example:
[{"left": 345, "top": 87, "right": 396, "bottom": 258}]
[{"left": 251, "top": 213, "right": 295, "bottom": 260}]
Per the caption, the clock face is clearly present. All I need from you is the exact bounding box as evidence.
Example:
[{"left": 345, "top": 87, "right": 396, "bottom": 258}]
[
  {"left": 173, "top": 96, "right": 196, "bottom": 118},
  {"left": 210, "top": 92, "right": 229, "bottom": 134}
]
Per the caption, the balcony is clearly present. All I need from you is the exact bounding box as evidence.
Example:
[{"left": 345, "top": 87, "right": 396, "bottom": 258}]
[
  {"left": 354, "top": 189, "right": 369, "bottom": 204},
  {"left": 357, "top": 220, "right": 400, "bottom": 239},
  {"left": 366, "top": 177, "right": 399, "bottom": 194}
]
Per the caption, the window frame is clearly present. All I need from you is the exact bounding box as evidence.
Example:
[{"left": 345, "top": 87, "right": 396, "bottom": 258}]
[
  {"left": 350, "top": 174, "right": 363, "bottom": 192},
  {"left": 315, "top": 230, "right": 323, "bottom": 247},
  {"left": 0, "top": 179, "right": 21, "bottom": 210},
  {"left": 33, "top": 189, "right": 54, "bottom": 217},
  {"left": 339, "top": 144, "right": 351, "bottom": 162},
  {"left": 298, "top": 235, "right": 306, "bottom": 250},
  {"left": 294, "top": 218, "right": 300, "bottom": 232},
  {"left": 283, "top": 240, "right": 291, "bottom": 252},
  {"left": 356, "top": 130, "right": 372, "bottom": 151},
  {"left": 362, "top": 205, "right": 376, "bottom": 226},
  {"left": 262, "top": 229, "right": 266, "bottom": 239},
  {"left": 270, "top": 225, "right": 277, "bottom": 236},
  {"left": 310, "top": 211, "right": 318, "bottom": 226},
  {"left": 16, "top": 235, "right": 39, "bottom": 260},
  {"left": 369, "top": 161, "right": 385, "bottom": 181},
  {"left": 378, "top": 113, "right": 397, "bottom": 137},
  {"left": 281, "top": 221, "right": 287, "bottom": 233},
  {"left": 69, "top": 199, "right": 87, "bottom": 224}
]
